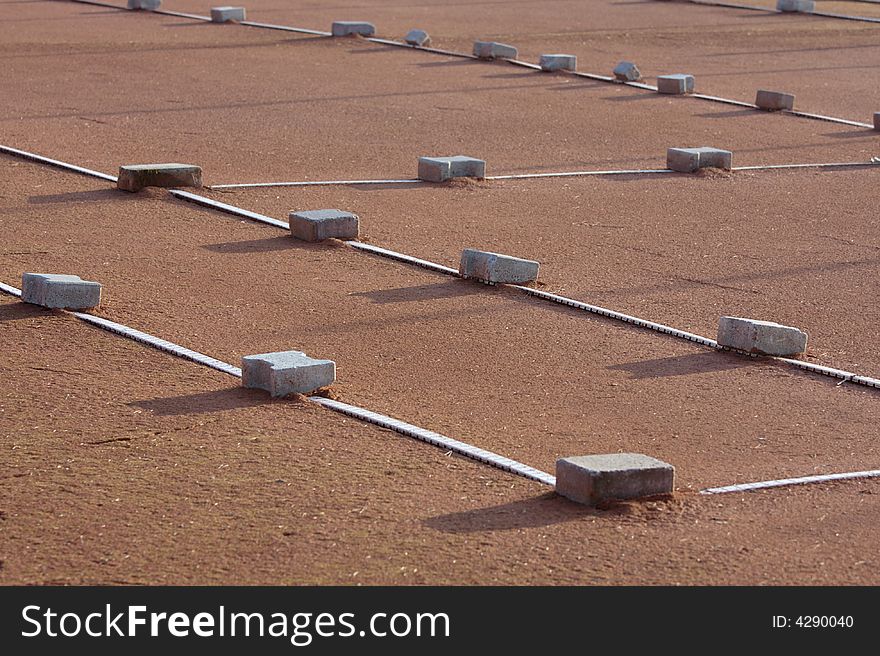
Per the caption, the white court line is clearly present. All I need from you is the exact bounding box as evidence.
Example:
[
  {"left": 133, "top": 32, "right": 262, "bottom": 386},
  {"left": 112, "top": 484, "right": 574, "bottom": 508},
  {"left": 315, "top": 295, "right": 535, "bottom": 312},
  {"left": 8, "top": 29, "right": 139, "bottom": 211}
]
[
  {"left": 701, "top": 469, "right": 880, "bottom": 495},
  {"left": 210, "top": 179, "right": 424, "bottom": 190},
  {"left": 239, "top": 21, "right": 331, "bottom": 36},
  {"left": 210, "top": 161, "right": 878, "bottom": 188},
  {"left": 310, "top": 397, "right": 556, "bottom": 486},
  {"left": 0, "top": 144, "right": 118, "bottom": 183},
  {"left": 487, "top": 169, "right": 674, "bottom": 180},
  {"left": 0, "top": 281, "right": 552, "bottom": 486},
  {"left": 168, "top": 189, "right": 290, "bottom": 229},
  {"left": 346, "top": 241, "right": 461, "bottom": 276}
]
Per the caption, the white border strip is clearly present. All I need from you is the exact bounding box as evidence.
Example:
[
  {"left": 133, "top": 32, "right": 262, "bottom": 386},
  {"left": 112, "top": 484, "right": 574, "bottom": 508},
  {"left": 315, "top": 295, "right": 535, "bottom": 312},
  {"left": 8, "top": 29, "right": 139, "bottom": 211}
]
[
  {"left": 168, "top": 189, "right": 290, "bottom": 229},
  {"left": 513, "top": 285, "right": 720, "bottom": 348},
  {"left": 239, "top": 20, "right": 331, "bottom": 36},
  {"left": 346, "top": 241, "right": 461, "bottom": 276},
  {"left": 487, "top": 168, "right": 674, "bottom": 180},
  {"left": 701, "top": 469, "right": 880, "bottom": 495},
  {"left": 210, "top": 179, "right": 424, "bottom": 190},
  {"left": 208, "top": 161, "right": 877, "bottom": 188},
  {"left": 0, "top": 144, "right": 117, "bottom": 182},
  {"left": 309, "top": 397, "right": 556, "bottom": 486},
  {"left": 71, "top": 311, "right": 244, "bottom": 378},
  {"left": 0, "top": 281, "right": 23, "bottom": 298}
]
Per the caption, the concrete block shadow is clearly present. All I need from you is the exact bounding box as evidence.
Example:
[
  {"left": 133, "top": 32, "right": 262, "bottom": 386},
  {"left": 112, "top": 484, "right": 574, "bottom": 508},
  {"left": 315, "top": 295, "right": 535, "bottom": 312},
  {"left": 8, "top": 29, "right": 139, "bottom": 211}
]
[{"left": 129, "top": 387, "right": 270, "bottom": 416}]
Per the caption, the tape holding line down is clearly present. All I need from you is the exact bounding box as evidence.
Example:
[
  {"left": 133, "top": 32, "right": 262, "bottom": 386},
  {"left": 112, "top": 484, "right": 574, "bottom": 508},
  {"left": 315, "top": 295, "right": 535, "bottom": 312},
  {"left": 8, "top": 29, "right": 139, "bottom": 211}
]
[{"left": 0, "top": 144, "right": 118, "bottom": 183}]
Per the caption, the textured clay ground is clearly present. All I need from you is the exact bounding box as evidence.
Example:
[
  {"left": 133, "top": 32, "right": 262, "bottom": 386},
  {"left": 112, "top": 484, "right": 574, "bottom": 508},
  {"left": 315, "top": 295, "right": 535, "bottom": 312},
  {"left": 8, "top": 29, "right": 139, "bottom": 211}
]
[{"left": 1, "top": 0, "right": 879, "bottom": 585}]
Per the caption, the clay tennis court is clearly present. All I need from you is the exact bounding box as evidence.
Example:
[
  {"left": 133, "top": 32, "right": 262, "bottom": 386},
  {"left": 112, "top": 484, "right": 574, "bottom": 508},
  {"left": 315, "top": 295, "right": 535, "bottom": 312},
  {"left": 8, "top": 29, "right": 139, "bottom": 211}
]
[{"left": 2, "top": 0, "right": 879, "bottom": 585}]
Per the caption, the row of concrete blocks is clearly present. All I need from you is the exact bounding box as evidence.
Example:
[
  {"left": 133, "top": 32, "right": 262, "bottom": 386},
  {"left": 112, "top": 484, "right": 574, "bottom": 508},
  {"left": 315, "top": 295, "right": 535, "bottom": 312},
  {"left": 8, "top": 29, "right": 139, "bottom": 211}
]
[
  {"left": 18, "top": 269, "right": 807, "bottom": 357},
  {"left": 112, "top": 156, "right": 489, "bottom": 192}
]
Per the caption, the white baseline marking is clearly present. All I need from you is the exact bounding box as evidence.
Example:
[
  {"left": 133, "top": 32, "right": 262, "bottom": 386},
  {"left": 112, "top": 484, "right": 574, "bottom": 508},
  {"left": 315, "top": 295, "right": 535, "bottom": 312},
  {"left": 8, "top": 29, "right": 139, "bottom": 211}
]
[
  {"left": 702, "top": 469, "right": 880, "bottom": 495},
  {"left": 169, "top": 189, "right": 290, "bottom": 229},
  {"left": 210, "top": 179, "right": 424, "bottom": 190},
  {"left": 310, "top": 397, "right": 556, "bottom": 486},
  {"left": 0, "top": 144, "right": 118, "bottom": 182}
]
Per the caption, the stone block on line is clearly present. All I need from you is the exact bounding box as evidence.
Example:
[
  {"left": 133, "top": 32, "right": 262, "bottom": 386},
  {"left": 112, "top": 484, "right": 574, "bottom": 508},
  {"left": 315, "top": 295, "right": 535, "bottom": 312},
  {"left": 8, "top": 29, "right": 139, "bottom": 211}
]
[
  {"left": 128, "top": 0, "right": 161, "bottom": 9},
  {"left": 289, "top": 209, "right": 359, "bottom": 242},
  {"left": 418, "top": 156, "right": 486, "bottom": 182},
  {"left": 755, "top": 89, "right": 794, "bottom": 111},
  {"left": 405, "top": 29, "right": 431, "bottom": 47},
  {"left": 613, "top": 61, "right": 641, "bottom": 81},
  {"left": 657, "top": 74, "right": 694, "bottom": 95},
  {"left": 539, "top": 54, "right": 577, "bottom": 72},
  {"left": 211, "top": 6, "right": 246, "bottom": 22},
  {"left": 556, "top": 454, "right": 675, "bottom": 506},
  {"left": 666, "top": 146, "right": 732, "bottom": 172},
  {"left": 242, "top": 351, "right": 336, "bottom": 397},
  {"left": 776, "top": 0, "right": 814, "bottom": 11},
  {"left": 874, "top": 112, "right": 880, "bottom": 131},
  {"left": 116, "top": 164, "right": 202, "bottom": 192},
  {"left": 21, "top": 273, "right": 102, "bottom": 310},
  {"left": 717, "top": 316, "right": 808, "bottom": 356},
  {"left": 331, "top": 21, "right": 375, "bottom": 37},
  {"left": 473, "top": 41, "right": 518, "bottom": 60},
  {"left": 459, "top": 249, "right": 539, "bottom": 284}
]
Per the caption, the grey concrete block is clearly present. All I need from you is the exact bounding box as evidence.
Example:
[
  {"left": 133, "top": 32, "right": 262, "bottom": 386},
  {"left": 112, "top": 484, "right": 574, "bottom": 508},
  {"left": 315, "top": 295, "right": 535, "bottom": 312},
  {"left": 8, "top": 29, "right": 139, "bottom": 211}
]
[
  {"left": 117, "top": 163, "right": 202, "bottom": 192},
  {"left": 459, "top": 249, "right": 539, "bottom": 284},
  {"left": 473, "top": 41, "right": 518, "bottom": 60},
  {"left": 405, "top": 29, "right": 431, "bottom": 47},
  {"left": 613, "top": 61, "right": 641, "bottom": 81},
  {"left": 556, "top": 453, "right": 675, "bottom": 506},
  {"left": 289, "top": 209, "right": 359, "bottom": 242},
  {"left": 331, "top": 21, "right": 375, "bottom": 37},
  {"left": 418, "top": 155, "right": 486, "bottom": 182},
  {"left": 242, "top": 351, "right": 335, "bottom": 397},
  {"left": 755, "top": 89, "right": 794, "bottom": 111},
  {"left": 717, "top": 316, "right": 808, "bottom": 356},
  {"left": 21, "top": 273, "right": 102, "bottom": 310},
  {"left": 539, "top": 54, "right": 577, "bottom": 72},
  {"left": 667, "top": 146, "right": 732, "bottom": 172},
  {"left": 777, "top": 0, "right": 814, "bottom": 11},
  {"left": 657, "top": 74, "right": 694, "bottom": 95},
  {"left": 874, "top": 112, "right": 880, "bottom": 131},
  {"left": 128, "top": 0, "right": 161, "bottom": 9},
  {"left": 211, "top": 6, "right": 246, "bottom": 22}
]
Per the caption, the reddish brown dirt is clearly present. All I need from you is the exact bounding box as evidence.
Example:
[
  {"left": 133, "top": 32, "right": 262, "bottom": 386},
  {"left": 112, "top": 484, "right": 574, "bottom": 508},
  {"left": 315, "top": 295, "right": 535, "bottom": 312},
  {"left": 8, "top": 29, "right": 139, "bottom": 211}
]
[{"left": 2, "top": 0, "right": 880, "bottom": 585}]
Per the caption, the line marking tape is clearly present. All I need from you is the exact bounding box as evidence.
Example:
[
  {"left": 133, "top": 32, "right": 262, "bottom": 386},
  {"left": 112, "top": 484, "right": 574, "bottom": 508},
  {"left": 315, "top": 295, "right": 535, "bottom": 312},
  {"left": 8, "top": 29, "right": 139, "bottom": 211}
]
[
  {"left": 210, "top": 179, "right": 424, "bottom": 189},
  {"left": 701, "top": 469, "right": 880, "bottom": 495},
  {"left": 0, "top": 144, "right": 118, "bottom": 182}
]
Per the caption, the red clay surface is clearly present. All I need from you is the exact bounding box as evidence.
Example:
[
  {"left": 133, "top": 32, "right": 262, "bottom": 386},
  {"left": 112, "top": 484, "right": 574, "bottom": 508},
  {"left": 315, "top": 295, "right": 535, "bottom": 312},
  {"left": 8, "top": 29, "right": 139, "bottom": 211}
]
[
  {"left": 163, "top": 0, "right": 880, "bottom": 119},
  {"left": 2, "top": 0, "right": 880, "bottom": 585}
]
